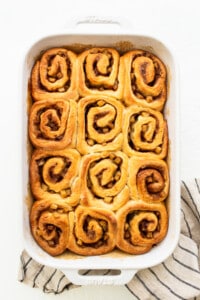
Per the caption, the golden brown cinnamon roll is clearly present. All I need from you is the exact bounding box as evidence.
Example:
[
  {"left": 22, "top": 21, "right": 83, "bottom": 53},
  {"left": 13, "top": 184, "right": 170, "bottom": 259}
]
[
  {"left": 29, "top": 99, "right": 76, "bottom": 150},
  {"left": 77, "top": 95, "right": 123, "bottom": 154},
  {"left": 30, "top": 149, "right": 81, "bottom": 207},
  {"left": 80, "top": 151, "right": 129, "bottom": 211},
  {"left": 68, "top": 206, "right": 117, "bottom": 255},
  {"left": 123, "top": 106, "right": 168, "bottom": 159},
  {"left": 116, "top": 201, "right": 168, "bottom": 254},
  {"left": 30, "top": 199, "right": 72, "bottom": 256},
  {"left": 31, "top": 48, "right": 78, "bottom": 101},
  {"left": 77, "top": 48, "right": 124, "bottom": 99},
  {"left": 28, "top": 46, "right": 170, "bottom": 258},
  {"left": 122, "top": 50, "right": 167, "bottom": 111},
  {"left": 128, "top": 157, "right": 169, "bottom": 202}
]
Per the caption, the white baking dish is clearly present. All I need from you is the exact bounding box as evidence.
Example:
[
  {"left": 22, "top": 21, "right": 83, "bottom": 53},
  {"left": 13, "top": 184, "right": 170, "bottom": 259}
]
[{"left": 22, "top": 16, "right": 180, "bottom": 285}]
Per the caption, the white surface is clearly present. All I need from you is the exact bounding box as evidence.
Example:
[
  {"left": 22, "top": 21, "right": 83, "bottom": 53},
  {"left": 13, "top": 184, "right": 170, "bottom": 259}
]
[{"left": 0, "top": 0, "right": 200, "bottom": 299}]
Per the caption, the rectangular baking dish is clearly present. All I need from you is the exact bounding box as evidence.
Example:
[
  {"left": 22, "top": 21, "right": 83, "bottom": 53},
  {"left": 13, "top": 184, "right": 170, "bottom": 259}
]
[{"left": 22, "top": 17, "right": 180, "bottom": 285}]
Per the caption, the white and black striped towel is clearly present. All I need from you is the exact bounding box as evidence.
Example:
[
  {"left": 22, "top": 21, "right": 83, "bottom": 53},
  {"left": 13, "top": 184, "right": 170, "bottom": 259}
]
[{"left": 18, "top": 179, "right": 200, "bottom": 299}]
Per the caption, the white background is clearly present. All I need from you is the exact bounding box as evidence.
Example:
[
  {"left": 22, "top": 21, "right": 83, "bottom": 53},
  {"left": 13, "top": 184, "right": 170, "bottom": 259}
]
[{"left": 0, "top": 0, "right": 200, "bottom": 299}]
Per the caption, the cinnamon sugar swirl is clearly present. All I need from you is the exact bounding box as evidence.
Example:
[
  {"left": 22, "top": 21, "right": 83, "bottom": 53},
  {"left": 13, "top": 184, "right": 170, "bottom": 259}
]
[
  {"left": 77, "top": 48, "right": 124, "bottom": 99},
  {"left": 29, "top": 99, "right": 76, "bottom": 150},
  {"left": 31, "top": 48, "right": 78, "bottom": 101},
  {"left": 30, "top": 149, "right": 81, "bottom": 207},
  {"left": 80, "top": 151, "right": 129, "bottom": 211},
  {"left": 123, "top": 106, "right": 168, "bottom": 159},
  {"left": 77, "top": 95, "right": 123, "bottom": 154},
  {"left": 122, "top": 50, "right": 167, "bottom": 111},
  {"left": 128, "top": 157, "right": 169, "bottom": 203},
  {"left": 116, "top": 201, "right": 168, "bottom": 254},
  {"left": 30, "top": 199, "right": 72, "bottom": 256},
  {"left": 68, "top": 206, "right": 117, "bottom": 255}
]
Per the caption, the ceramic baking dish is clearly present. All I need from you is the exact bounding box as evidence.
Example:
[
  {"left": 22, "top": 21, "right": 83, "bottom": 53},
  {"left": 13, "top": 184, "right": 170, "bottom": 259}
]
[{"left": 22, "top": 16, "right": 180, "bottom": 285}]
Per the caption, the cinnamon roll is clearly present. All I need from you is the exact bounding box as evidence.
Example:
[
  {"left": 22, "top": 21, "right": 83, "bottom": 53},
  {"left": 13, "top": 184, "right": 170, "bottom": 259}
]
[
  {"left": 122, "top": 50, "right": 167, "bottom": 111},
  {"left": 28, "top": 46, "right": 170, "bottom": 258},
  {"left": 80, "top": 151, "right": 129, "bottom": 211},
  {"left": 30, "top": 149, "right": 81, "bottom": 207},
  {"left": 68, "top": 206, "right": 117, "bottom": 255},
  {"left": 77, "top": 48, "right": 124, "bottom": 99},
  {"left": 29, "top": 99, "right": 76, "bottom": 150},
  {"left": 77, "top": 95, "right": 123, "bottom": 154},
  {"left": 31, "top": 48, "right": 78, "bottom": 101},
  {"left": 123, "top": 106, "right": 168, "bottom": 159},
  {"left": 128, "top": 157, "right": 169, "bottom": 202},
  {"left": 116, "top": 201, "right": 168, "bottom": 254},
  {"left": 30, "top": 199, "right": 72, "bottom": 256}
]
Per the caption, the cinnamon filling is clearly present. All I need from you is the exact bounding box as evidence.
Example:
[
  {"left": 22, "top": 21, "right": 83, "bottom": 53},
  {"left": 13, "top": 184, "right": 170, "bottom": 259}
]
[
  {"left": 124, "top": 211, "right": 161, "bottom": 241},
  {"left": 36, "top": 156, "right": 72, "bottom": 192},
  {"left": 85, "top": 101, "right": 117, "bottom": 145},
  {"left": 130, "top": 53, "right": 162, "bottom": 99},
  {"left": 87, "top": 155, "right": 122, "bottom": 195},
  {"left": 34, "top": 105, "right": 66, "bottom": 140},
  {"left": 43, "top": 54, "right": 72, "bottom": 92},
  {"left": 83, "top": 51, "right": 119, "bottom": 91},
  {"left": 128, "top": 112, "right": 160, "bottom": 152},
  {"left": 76, "top": 216, "right": 108, "bottom": 248},
  {"left": 41, "top": 224, "right": 61, "bottom": 247}
]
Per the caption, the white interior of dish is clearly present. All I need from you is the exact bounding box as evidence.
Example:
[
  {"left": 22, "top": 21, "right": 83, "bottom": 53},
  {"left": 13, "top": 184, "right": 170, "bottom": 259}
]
[{"left": 22, "top": 31, "right": 180, "bottom": 273}]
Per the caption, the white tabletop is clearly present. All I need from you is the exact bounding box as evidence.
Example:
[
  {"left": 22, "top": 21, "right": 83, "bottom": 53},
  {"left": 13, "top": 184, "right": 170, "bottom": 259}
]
[{"left": 0, "top": 0, "right": 200, "bottom": 299}]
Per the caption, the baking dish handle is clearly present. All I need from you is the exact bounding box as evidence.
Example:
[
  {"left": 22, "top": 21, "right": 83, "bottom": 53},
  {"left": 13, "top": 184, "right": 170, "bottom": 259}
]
[
  {"left": 61, "top": 269, "right": 137, "bottom": 285},
  {"left": 65, "top": 15, "right": 132, "bottom": 33}
]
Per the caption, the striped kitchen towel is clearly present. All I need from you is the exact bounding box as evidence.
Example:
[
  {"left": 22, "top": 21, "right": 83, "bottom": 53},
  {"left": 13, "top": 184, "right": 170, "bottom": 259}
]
[{"left": 18, "top": 179, "right": 200, "bottom": 299}]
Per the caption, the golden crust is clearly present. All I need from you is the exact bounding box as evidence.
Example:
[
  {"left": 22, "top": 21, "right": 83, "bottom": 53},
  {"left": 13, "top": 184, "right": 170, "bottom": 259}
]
[
  {"left": 121, "top": 50, "right": 167, "bottom": 111},
  {"left": 116, "top": 201, "right": 168, "bottom": 254},
  {"left": 31, "top": 48, "right": 78, "bottom": 101},
  {"left": 128, "top": 157, "right": 169, "bottom": 202},
  {"left": 80, "top": 151, "right": 129, "bottom": 211},
  {"left": 29, "top": 99, "right": 77, "bottom": 150},
  {"left": 77, "top": 95, "right": 123, "bottom": 154},
  {"left": 30, "top": 199, "right": 72, "bottom": 256},
  {"left": 30, "top": 149, "right": 81, "bottom": 207},
  {"left": 68, "top": 206, "right": 117, "bottom": 255},
  {"left": 77, "top": 48, "right": 124, "bottom": 99},
  {"left": 123, "top": 106, "right": 168, "bottom": 159}
]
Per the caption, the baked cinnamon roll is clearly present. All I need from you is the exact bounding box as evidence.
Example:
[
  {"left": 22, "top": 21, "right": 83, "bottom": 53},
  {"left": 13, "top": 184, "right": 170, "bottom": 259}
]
[
  {"left": 77, "top": 95, "right": 123, "bottom": 154},
  {"left": 30, "top": 199, "right": 72, "bottom": 256},
  {"left": 80, "top": 151, "right": 129, "bottom": 211},
  {"left": 77, "top": 48, "right": 124, "bottom": 99},
  {"left": 128, "top": 157, "right": 169, "bottom": 202},
  {"left": 122, "top": 50, "right": 167, "bottom": 111},
  {"left": 30, "top": 149, "right": 81, "bottom": 207},
  {"left": 31, "top": 48, "right": 78, "bottom": 101},
  {"left": 28, "top": 46, "right": 170, "bottom": 258},
  {"left": 116, "top": 201, "right": 168, "bottom": 254},
  {"left": 29, "top": 99, "right": 76, "bottom": 150},
  {"left": 123, "top": 106, "right": 168, "bottom": 159},
  {"left": 68, "top": 206, "right": 117, "bottom": 255}
]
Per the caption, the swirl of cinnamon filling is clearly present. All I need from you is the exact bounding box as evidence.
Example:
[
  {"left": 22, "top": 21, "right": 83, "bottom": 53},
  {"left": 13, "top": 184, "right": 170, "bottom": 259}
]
[
  {"left": 31, "top": 48, "right": 78, "bottom": 101},
  {"left": 30, "top": 149, "right": 81, "bottom": 206},
  {"left": 68, "top": 206, "right": 117, "bottom": 255},
  {"left": 77, "top": 95, "right": 123, "bottom": 154},
  {"left": 123, "top": 106, "right": 168, "bottom": 159},
  {"left": 80, "top": 151, "right": 129, "bottom": 211},
  {"left": 30, "top": 199, "right": 72, "bottom": 256},
  {"left": 128, "top": 157, "right": 169, "bottom": 202},
  {"left": 78, "top": 48, "right": 124, "bottom": 99},
  {"left": 29, "top": 99, "right": 76, "bottom": 150},
  {"left": 116, "top": 201, "right": 168, "bottom": 254},
  {"left": 122, "top": 50, "right": 167, "bottom": 111}
]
